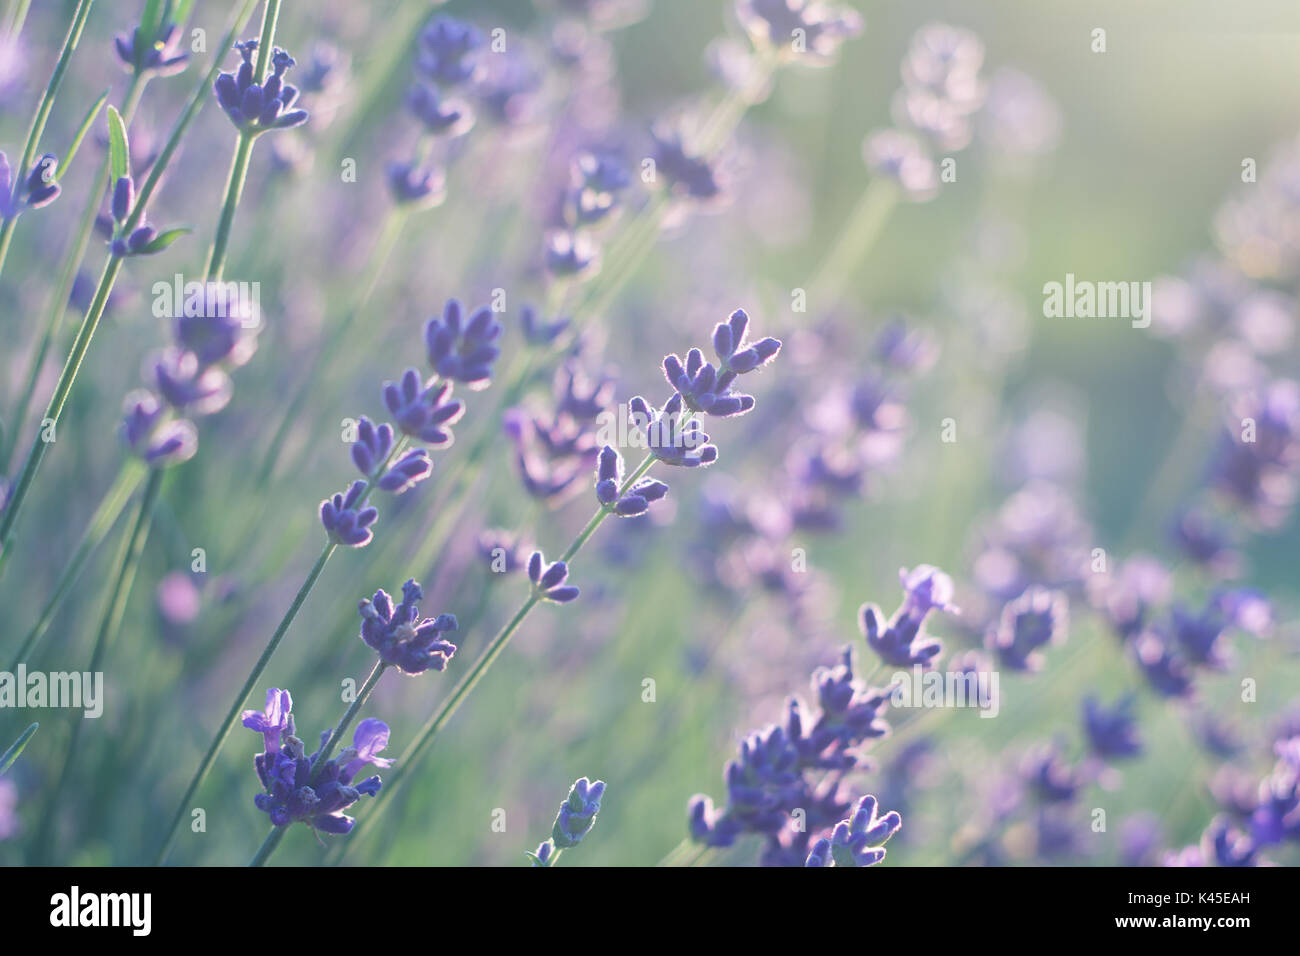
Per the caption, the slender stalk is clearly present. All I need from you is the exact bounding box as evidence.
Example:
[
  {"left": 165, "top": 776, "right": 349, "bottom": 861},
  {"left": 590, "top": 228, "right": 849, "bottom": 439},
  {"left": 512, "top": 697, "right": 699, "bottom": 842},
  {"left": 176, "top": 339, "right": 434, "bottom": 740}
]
[
  {"left": 205, "top": 131, "right": 256, "bottom": 281},
  {"left": 0, "top": 0, "right": 96, "bottom": 279},
  {"left": 6, "top": 462, "right": 145, "bottom": 671},
  {"left": 0, "top": 722, "right": 37, "bottom": 775},
  {"left": 248, "top": 659, "right": 388, "bottom": 866},
  {"left": 30, "top": 467, "right": 164, "bottom": 864},
  {"left": 0, "top": 0, "right": 260, "bottom": 573},
  {"left": 2, "top": 0, "right": 32, "bottom": 37},
  {"left": 3, "top": 75, "right": 146, "bottom": 474},
  {"left": 335, "top": 454, "right": 656, "bottom": 862},
  {"left": 808, "top": 178, "right": 900, "bottom": 306}
]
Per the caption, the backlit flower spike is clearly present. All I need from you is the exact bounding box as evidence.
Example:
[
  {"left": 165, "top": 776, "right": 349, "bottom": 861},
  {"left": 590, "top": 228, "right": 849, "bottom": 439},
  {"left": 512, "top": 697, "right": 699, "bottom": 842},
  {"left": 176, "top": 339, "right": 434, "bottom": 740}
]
[
  {"left": 350, "top": 416, "right": 394, "bottom": 477},
  {"left": 520, "top": 305, "right": 570, "bottom": 347},
  {"left": 595, "top": 444, "right": 670, "bottom": 517},
  {"left": 712, "top": 308, "right": 781, "bottom": 375},
  {"left": 528, "top": 550, "right": 580, "bottom": 603},
  {"left": 174, "top": 283, "right": 260, "bottom": 367},
  {"left": 859, "top": 564, "right": 956, "bottom": 669},
  {"left": 320, "top": 479, "right": 378, "bottom": 547},
  {"left": 358, "top": 578, "right": 458, "bottom": 675},
  {"left": 214, "top": 41, "right": 309, "bottom": 133},
  {"left": 628, "top": 396, "right": 719, "bottom": 468},
  {"left": 406, "top": 82, "right": 474, "bottom": 137},
  {"left": 1132, "top": 631, "right": 1195, "bottom": 699},
  {"left": 804, "top": 794, "right": 901, "bottom": 867},
  {"left": 651, "top": 121, "right": 724, "bottom": 204},
  {"left": 149, "top": 348, "right": 233, "bottom": 415},
  {"left": 551, "top": 777, "right": 606, "bottom": 849},
  {"left": 545, "top": 229, "right": 599, "bottom": 278},
  {"left": 114, "top": 19, "right": 189, "bottom": 78},
  {"left": 384, "top": 369, "right": 465, "bottom": 446},
  {"left": 528, "top": 840, "right": 555, "bottom": 867},
  {"left": 424, "top": 298, "right": 504, "bottom": 389},
  {"left": 565, "top": 149, "right": 631, "bottom": 226},
  {"left": 240, "top": 687, "right": 293, "bottom": 757},
  {"left": 377, "top": 448, "right": 433, "bottom": 494}
]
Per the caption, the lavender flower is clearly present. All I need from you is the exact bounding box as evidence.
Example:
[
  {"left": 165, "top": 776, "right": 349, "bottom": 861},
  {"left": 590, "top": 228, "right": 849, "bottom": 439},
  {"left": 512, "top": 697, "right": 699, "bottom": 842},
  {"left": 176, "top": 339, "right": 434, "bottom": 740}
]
[
  {"left": 987, "top": 587, "right": 1068, "bottom": 673},
  {"left": 358, "top": 579, "right": 458, "bottom": 675},
  {"left": 1083, "top": 695, "right": 1142, "bottom": 761},
  {"left": 527, "top": 551, "right": 580, "bottom": 603},
  {"left": 859, "top": 565, "right": 955, "bottom": 669},
  {"left": 1133, "top": 631, "right": 1195, "bottom": 699},
  {"left": 214, "top": 42, "right": 309, "bottom": 133},
  {"left": 247, "top": 693, "right": 386, "bottom": 836},
  {"left": 1020, "top": 742, "right": 1079, "bottom": 804},
  {"left": 551, "top": 777, "right": 606, "bottom": 848},
  {"left": 803, "top": 795, "right": 902, "bottom": 867},
  {"left": 862, "top": 129, "right": 938, "bottom": 202},
  {"left": 520, "top": 305, "right": 570, "bottom": 347},
  {"left": 545, "top": 229, "right": 599, "bottom": 277},
  {"left": 349, "top": 416, "right": 432, "bottom": 493},
  {"left": 629, "top": 395, "right": 718, "bottom": 468},
  {"left": 564, "top": 150, "right": 630, "bottom": 226},
  {"left": 0, "top": 150, "right": 61, "bottom": 218},
  {"left": 651, "top": 123, "right": 723, "bottom": 204},
  {"left": 595, "top": 445, "right": 669, "bottom": 516},
  {"left": 120, "top": 390, "right": 198, "bottom": 468},
  {"left": 320, "top": 480, "right": 378, "bottom": 548},
  {"left": 149, "top": 348, "right": 233, "bottom": 415},
  {"left": 425, "top": 299, "right": 504, "bottom": 389},
  {"left": 241, "top": 688, "right": 294, "bottom": 756},
  {"left": 383, "top": 369, "right": 465, "bottom": 446},
  {"left": 114, "top": 20, "right": 189, "bottom": 78},
  {"left": 385, "top": 160, "right": 446, "bottom": 209},
  {"left": 406, "top": 83, "right": 474, "bottom": 137},
  {"left": 416, "top": 17, "right": 485, "bottom": 88}
]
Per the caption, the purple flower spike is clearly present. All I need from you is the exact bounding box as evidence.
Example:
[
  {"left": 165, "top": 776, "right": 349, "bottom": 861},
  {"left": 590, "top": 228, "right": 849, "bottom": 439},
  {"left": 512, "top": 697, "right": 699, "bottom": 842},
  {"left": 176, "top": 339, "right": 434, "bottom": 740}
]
[
  {"left": 545, "top": 230, "right": 599, "bottom": 277},
  {"left": 551, "top": 777, "right": 606, "bottom": 849},
  {"left": 386, "top": 160, "right": 446, "bottom": 209},
  {"left": 805, "top": 794, "right": 901, "bottom": 867},
  {"left": 1083, "top": 694, "right": 1142, "bottom": 761},
  {"left": 520, "top": 305, "right": 570, "bottom": 347},
  {"left": 1, "top": 150, "right": 61, "bottom": 219},
  {"left": 320, "top": 480, "right": 378, "bottom": 548},
  {"left": 149, "top": 348, "right": 233, "bottom": 415},
  {"left": 1133, "top": 631, "right": 1195, "bottom": 699},
  {"left": 383, "top": 369, "right": 465, "bottom": 445},
  {"left": 527, "top": 551, "right": 580, "bottom": 603},
  {"left": 350, "top": 416, "right": 394, "bottom": 478},
  {"left": 987, "top": 586, "right": 1067, "bottom": 673},
  {"left": 859, "top": 565, "right": 955, "bottom": 669},
  {"left": 416, "top": 16, "right": 485, "bottom": 88},
  {"left": 712, "top": 309, "right": 781, "bottom": 375},
  {"left": 114, "top": 20, "right": 189, "bottom": 78},
  {"left": 214, "top": 42, "right": 309, "bottom": 133},
  {"left": 424, "top": 298, "right": 503, "bottom": 390},
  {"left": 595, "top": 444, "right": 670, "bottom": 517},
  {"left": 241, "top": 688, "right": 293, "bottom": 757},
  {"left": 406, "top": 83, "right": 474, "bottom": 137},
  {"left": 629, "top": 396, "right": 719, "bottom": 468},
  {"left": 341, "top": 719, "right": 395, "bottom": 781},
  {"left": 358, "top": 578, "right": 458, "bottom": 675},
  {"left": 377, "top": 448, "right": 433, "bottom": 495},
  {"left": 119, "top": 389, "right": 198, "bottom": 468}
]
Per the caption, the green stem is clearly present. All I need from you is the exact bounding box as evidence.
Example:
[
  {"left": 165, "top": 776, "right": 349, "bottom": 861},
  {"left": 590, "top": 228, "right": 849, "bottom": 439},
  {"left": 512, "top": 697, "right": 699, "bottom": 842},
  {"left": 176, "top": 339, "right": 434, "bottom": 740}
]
[
  {"left": 0, "top": 722, "right": 37, "bottom": 775},
  {"left": 30, "top": 466, "right": 163, "bottom": 864},
  {"left": 6, "top": 462, "right": 144, "bottom": 670},
  {"left": 3, "top": 74, "right": 146, "bottom": 474},
  {"left": 809, "top": 177, "right": 900, "bottom": 307},
  {"left": 336, "top": 454, "right": 656, "bottom": 862},
  {"left": 0, "top": 0, "right": 96, "bottom": 280},
  {"left": 249, "top": 659, "right": 389, "bottom": 866},
  {"left": 154, "top": 541, "right": 337, "bottom": 865},
  {"left": 205, "top": 131, "right": 256, "bottom": 281}
]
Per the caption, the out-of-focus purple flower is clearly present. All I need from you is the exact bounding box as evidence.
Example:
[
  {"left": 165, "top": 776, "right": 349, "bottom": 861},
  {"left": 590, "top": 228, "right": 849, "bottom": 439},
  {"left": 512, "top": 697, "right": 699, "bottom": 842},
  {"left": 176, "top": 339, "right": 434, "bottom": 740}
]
[
  {"left": 149, "top": 348, "right": 233, "bottom": 415},
  {"left": 1120, "top": 813, "right": 1163, "bottom": 866},
  {"left": 475, "top": 44, "right": 544, "bottom": 126},
  {"left": 1210, "top": 378, "right": 1300, "bottom": 528},
  {"left": 564, "top": 150, "right": 630, "bottom": 226},
  {"left": 173, "top": 284, "right": 260, "bottom": 367},
  {"left": 520, "top": 305, "right": 570, "bottom": 347},
  {"left": 860, "top": 565, "right": 955, "bottom": 669},
  {"left": 527, "top": 551, "right": 580, "bottom": 603},
  {"left": 424, "top": 299, "right": 503, "bottom": 389},
  {"left": 873, "top": 316, "right": 940, "bottom": 374},
  {"left": 0, "top": 778, "right": 17, "bottom": 840},
  {"left": 1020, "top": 742, "right": 1079, "bottom": 804},
  {"left": 1087, "top": 554, "right": 1171, "bottom": 643},
  {"left": 416, "top": 17, "right": 485, "bottom": 88},
  {"left": 651, "top": 122, "right": 724, "bottom": 204},
  {"left": 214, "top": 42, "right": 309, "bottom": 133},
  {"left": 406, "top": 82, "right": 474, "bottom": 136},
  {"left": 735, "top": 0, "right": 863, "bottom": 65},
  {"left": 978, "top": 67, "right": 1061, "bottom": 161},
  {"left": 1083, "top": 694, "right": 1142, "bottom": 761},
  {"left": 1171, "top": 508, "right": 1240, "bottom": 578},
  {"left": 114, "top": 20, "right": 189, "bottom": 78},
  {"left": 320, "top": 480, "right": 378, "bottom": 548},
  {"left": 0, "top": 150, "right": 61, "bottom": 218},
  {"left": 987, "top": 587, "right": 1068, "bottom": 673},
  {"left": 804, "top": 794, "right": 902, "bottom": 867},
  {"left": 386, "top": 160, "right": 446, "bottom": 209},
  {"left": 478, "top": 528, "right": 532, "bottom": 575},
  {"left": 1133, "top": 631, "right": 1195, "bottom": 699},
  {"left": 862, "top": 129, "right": 937, "bottom": 202},
  {"left": 1170, "top": 601, "right": 1234, "bottom": 671},
  {"left": 120, "top": 390, "right": 198, "bottom": 468},
  {"left": 595, "top": 444, "right": 669, "bottom": 516},
  {"left": 1248, "top": 736, "right": 1300, "bottom": 847},
  {"left": 1199, "top": 815, "right": 1262, "bottom": 866},
  {"left": 551, "top": 776, "right": 606, "bottom": 848},
  {"left": 241, "top": 688, "right": 294, "bottom": 757},
  {"left": 358, "top": 579, "right": 458, "bottom": 675},
  {"left": 157, "top": 571, "right": 201, "bottom": 627},
  {"left": 545, "top": 229, "right": 599, "bottom": 277}
]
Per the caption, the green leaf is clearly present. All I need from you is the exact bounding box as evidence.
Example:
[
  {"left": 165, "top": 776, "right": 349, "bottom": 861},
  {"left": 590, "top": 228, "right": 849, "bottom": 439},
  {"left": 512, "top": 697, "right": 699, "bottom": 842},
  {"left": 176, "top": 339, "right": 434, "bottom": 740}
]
[
  {"left": 138, "top": 226, "right": 192, "bottom": 255},
  {"left": 0, "top": 723, "right": 38, "bottom": 776},
  {"left": 107, "top": 105, "right": 129, "bottom": 182},
  {"left": 57, "top": 88, "right": 110, "bottom": 180}
]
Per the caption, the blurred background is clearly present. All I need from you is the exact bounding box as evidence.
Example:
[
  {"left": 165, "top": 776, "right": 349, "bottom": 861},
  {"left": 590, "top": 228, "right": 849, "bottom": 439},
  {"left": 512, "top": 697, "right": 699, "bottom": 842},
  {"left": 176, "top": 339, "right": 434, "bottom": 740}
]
[{"left": 1, "top": 0, "right": 1298, "bottom": 866}]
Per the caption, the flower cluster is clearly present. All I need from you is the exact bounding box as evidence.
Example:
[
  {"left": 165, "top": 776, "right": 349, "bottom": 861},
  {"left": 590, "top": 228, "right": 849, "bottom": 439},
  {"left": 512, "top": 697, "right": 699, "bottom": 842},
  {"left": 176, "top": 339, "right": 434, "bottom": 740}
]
[
  {"left": 529, "top": 777, "right": 606, "bottom": 866},
  {"left": 215, "top": 42, "right": 309, "bottom": 133},
  {"left": 0, "top": 150, "right": 59, "bottom": 219},
  {"left": 735, "top": 0, "right": 863, "bottom": 66},
  {"left": 120, "top": 282, "right": 260, "bottom": 468},
  {"left": 358, "top": 579, "right": 458, "bottom": 675},
  {"left": 986, "top": 586, "right": 1068, "bottom": 672},
  {"left": 860, "top": 565, "right": 956, "bottom": 669},
  {"left": 545, "top": 150, "right": 632, "bottom": 281},
  {"left": 804, "top": 794, "right": 902, "bottom": 867},
  {"left": 663, "top": 309, "right": 779, "bottom": 418},
  {"left": 425, "top": 298, "right": 504, "bottom": 389},
  {"left": 505, "top": 363, "right": 612, "bottom": 504},
  {"left": 242, "top": 689, "right": 388, "bottom": 836},
  {"left": 527, "top": 550, "right": 580, "bottom": 604},
  {"left": 594, "top": 445, "right": 669, "bottom": 516},
  {"left": 114, "top": 18, "right": 189, "bottom": 78}
]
